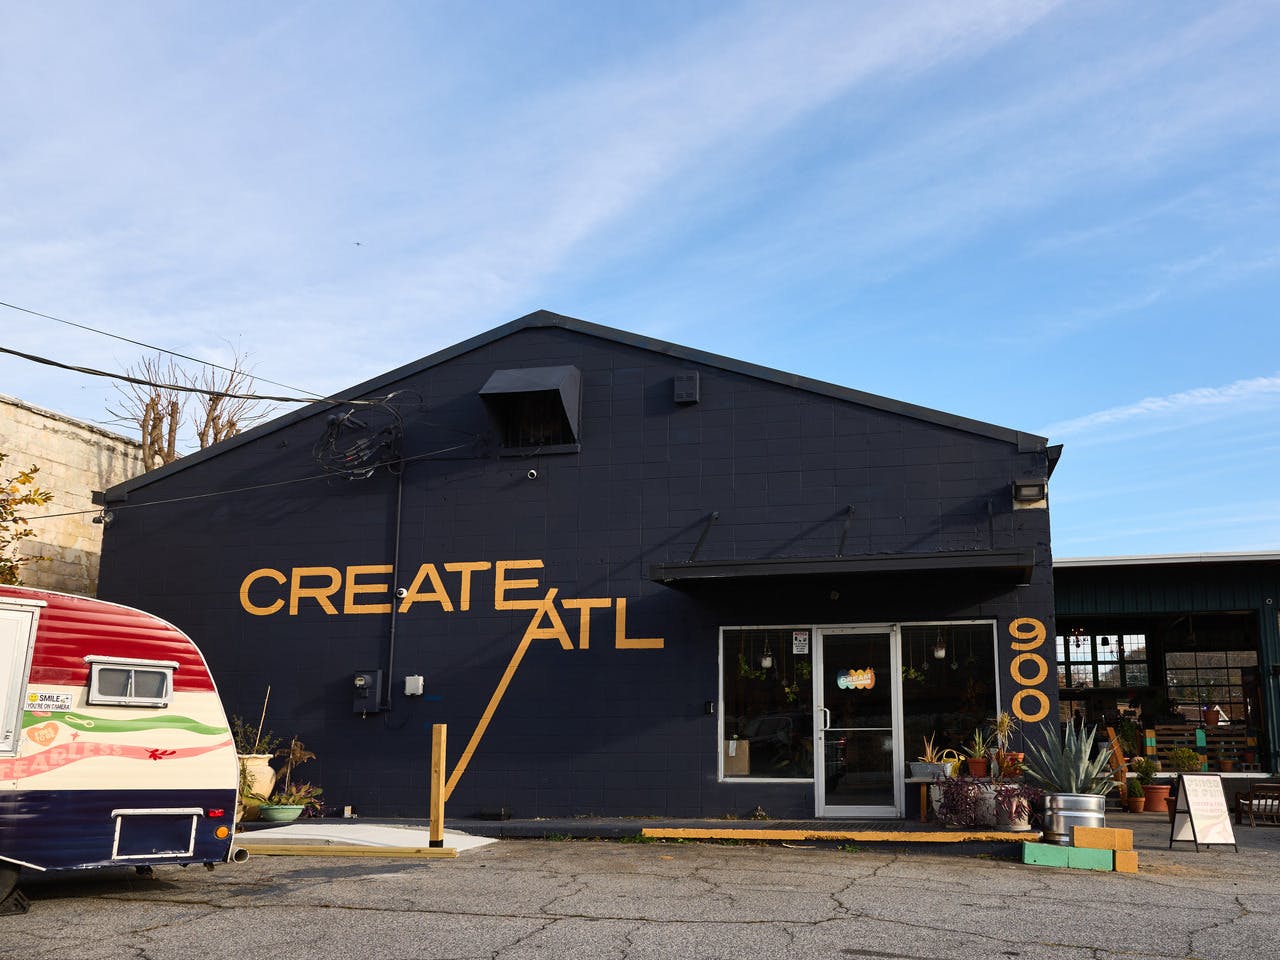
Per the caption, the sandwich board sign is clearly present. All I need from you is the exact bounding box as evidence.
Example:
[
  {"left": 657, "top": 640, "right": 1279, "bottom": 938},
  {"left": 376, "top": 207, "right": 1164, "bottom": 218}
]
[{"left": 1169, "top": 774, "right": 1237, "bottom": 852}]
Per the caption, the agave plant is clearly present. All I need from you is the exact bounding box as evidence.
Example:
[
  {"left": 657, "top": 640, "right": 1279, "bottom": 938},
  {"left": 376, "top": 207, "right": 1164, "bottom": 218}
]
[{"left": 1021, "top": 723, "right": 1115, "bottom": 796}]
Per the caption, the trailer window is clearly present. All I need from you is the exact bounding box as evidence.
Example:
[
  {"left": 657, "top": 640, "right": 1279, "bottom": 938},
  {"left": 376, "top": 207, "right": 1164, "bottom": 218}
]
[{"left": 85, "top": 656, "right": 176, "bottom": 708}]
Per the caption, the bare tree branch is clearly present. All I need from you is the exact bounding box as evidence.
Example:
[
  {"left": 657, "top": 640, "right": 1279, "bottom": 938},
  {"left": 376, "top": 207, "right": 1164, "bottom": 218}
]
[{"left": 108, "top": 346, "right": 275, "bottom": 468}]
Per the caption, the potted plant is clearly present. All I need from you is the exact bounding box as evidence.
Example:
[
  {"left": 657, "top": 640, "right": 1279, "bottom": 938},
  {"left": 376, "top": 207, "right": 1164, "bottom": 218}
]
[
  {"left": 995, "top": 782, "right": 1042, "bottom": 831},
  {"left": 1021, "top": 722, "right": 1115, "bottom": 845},
  {"left": 963, "top": 728, "right": 991, "bottom": 777},
  {"left": 934, "top": 776, "right": 990, "bottom": 828},
  {"left": 990, "top": 711, "right": 1023, "bottom": 779},
  {"left": 232, "top": 713, "right": 281, "bottom": 823},
  {"left": 910, "top": 733, "right": 948, "bottom": 779},
  {"left": 1130, "top": 756, "right": 1165, "bottom": 813},
  {"left": 1126, "top": 777, "right": 1146, "bottom": 813},
  {"left": 1167, "top": 747, "right": 1203, "bottom": 774},
  {"left": 256, "top": 782, "right": 323, "bottom": 822},
  {"left": 1163, "top": 747, "right": 1206, "bottom": 821},
  {"left": 256, "top": 736, "right": 319, "bottom": 822}
]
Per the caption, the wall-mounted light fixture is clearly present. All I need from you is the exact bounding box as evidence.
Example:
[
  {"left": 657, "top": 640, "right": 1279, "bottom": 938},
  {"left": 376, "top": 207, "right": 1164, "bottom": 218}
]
[{"left": 1012, "top": 480, "right": 1047, "bottom": 503}]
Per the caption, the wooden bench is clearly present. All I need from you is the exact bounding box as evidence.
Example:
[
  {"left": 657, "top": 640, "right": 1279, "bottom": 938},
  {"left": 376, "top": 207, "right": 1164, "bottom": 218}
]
[{"left": 1234, "top": 781, "right": 1280, "bottom": 827}]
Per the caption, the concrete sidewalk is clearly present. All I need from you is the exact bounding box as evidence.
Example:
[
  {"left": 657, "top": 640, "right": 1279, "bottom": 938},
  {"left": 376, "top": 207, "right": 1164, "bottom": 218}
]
[
  {"left": 235, "top": 819, "right": 497, "bottom": 855},
  {"left": 236, "top": 809, "right": 1279, "bottom": 857}
]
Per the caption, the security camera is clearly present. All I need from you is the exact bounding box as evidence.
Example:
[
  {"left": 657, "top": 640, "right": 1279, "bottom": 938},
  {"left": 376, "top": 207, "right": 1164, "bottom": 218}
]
[
  {"left": 527, "top": 469, "right": 538, "bottom": 480},
  {"left": 395, "top": 587, "right": 408, "bottom": 599}
]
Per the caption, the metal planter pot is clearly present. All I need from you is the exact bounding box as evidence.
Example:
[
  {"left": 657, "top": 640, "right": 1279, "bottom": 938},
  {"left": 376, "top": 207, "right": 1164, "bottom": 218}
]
[
  {"left": 1042, "top": 793, "right": 1106, "bottom": 845},
  {"left": 909, "top": 762, "right": 946, "bottom": 779}
]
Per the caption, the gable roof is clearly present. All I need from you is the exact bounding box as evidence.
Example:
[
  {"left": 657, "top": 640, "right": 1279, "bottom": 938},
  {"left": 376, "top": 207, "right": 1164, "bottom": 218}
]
[{"left": 105, "top": 309, "right": 1052, "bottom": 500}]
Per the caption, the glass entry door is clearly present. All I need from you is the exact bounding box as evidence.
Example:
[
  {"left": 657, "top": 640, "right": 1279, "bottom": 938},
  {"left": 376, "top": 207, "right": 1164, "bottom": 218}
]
[{"left": 814, "top": 627, "right": 902, "bottom": 817}]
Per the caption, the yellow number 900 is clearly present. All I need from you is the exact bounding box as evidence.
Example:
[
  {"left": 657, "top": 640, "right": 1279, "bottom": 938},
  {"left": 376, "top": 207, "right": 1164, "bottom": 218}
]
[{"left": 1008, "top": 617, "right": 1050, "bottom": 723}]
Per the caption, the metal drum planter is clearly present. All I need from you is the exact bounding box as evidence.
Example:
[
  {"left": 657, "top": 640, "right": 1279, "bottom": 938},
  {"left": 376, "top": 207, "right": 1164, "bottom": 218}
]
[{"left": 1042, "top": 793, "right": 1106, "bottom": 845}]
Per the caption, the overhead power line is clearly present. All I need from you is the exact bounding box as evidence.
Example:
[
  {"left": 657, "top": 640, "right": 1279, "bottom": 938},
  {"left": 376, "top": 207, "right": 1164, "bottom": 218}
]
[
  {"left": 22, "top": 441, "right": 479, "bottom": 522},
  {"left": 0, "top": 299, "right": 324, "bottom": 399},
  {"left": 0, "top": 343, "right": 361, "bottom": 405}
]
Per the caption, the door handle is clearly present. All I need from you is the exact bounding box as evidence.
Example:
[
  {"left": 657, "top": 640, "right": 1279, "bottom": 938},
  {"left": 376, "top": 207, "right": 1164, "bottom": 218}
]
[{"left": 821, "top": 706, "right": 831, "bottom": 730}]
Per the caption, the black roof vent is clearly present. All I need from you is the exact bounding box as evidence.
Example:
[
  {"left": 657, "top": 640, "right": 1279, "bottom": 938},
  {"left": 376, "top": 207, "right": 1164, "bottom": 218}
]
[{"left": 479, "top": 365, "right": 582, "bottom": 453}]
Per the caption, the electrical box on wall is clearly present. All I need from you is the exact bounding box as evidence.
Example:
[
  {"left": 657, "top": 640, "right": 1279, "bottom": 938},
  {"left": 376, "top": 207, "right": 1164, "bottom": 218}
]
[
  {"left": 404, "top": 674, "right": 424, "bottom": 696},
  {"left": 353, "top": 669, "right": 383, "bottom": 715}
]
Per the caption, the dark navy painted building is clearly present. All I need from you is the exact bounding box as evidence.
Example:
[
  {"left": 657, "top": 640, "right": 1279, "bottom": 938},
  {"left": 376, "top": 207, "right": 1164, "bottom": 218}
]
[{"left": 99, "top": 312, "right": 1059, "bottom": 819}]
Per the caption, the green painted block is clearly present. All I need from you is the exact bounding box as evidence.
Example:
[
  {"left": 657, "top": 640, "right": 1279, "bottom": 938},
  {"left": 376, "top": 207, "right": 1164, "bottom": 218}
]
[
  {"left": 1022, "top": 842, "right": 1069, "bottom": 867},
  {"left": 1066, "top": 847, "right": 1114, "bottom": 872}
]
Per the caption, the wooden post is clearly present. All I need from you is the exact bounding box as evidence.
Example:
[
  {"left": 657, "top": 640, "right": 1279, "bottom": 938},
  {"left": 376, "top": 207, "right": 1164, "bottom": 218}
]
[{"left": 429, "top": 724, "right": 446, "bottom": 848}]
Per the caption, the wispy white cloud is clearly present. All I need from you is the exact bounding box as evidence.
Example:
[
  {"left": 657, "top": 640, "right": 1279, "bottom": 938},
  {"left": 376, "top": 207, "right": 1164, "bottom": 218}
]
[
  {"left": 0, "top": 0, "right": 1067, "bottom": 415},
  {"left": 1042, "top": 373, "right": 1280, "bottom": 439},
  {"left": 690, "top": 1, "right": 1280, "bottom": 317}
]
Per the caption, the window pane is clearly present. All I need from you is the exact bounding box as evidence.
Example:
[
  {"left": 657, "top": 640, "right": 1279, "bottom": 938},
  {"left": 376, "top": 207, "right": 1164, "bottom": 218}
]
[
  {"left": 1095, "top": 636, "right": 1119, "bottom": 662},
  {"left": 1096, "top": 662, "right": 1121, "bottom": 688},
  {"left": 1070, "top": 665, "right": 1094, "bottom": 688},
  {"left": 133, "top": 670, "right": 167, "bottom": 699},
  {"left": 1227, "top": 651, "right": 1258, "bottom": 667},
  {"left": 97, "top": 668, "right": 130, "bottom": 698},
  {"left": 1166, "top": 652, "right": 1196, "bottom": 669},
  {"left": 1121, "top": 634, "right": 1147, "bottom": 663},
  {"left": 722, "top": 629, "right": 813, "bottom": 779},
  {"left": 1124, "top": 663, "right": 1149, "bottom": 686},
  {"left": 1198, "top": 651, "right": 1227, "bottom": 668},
  {"left": 900, "top": 623, "right": 996, "bottom": 765}
]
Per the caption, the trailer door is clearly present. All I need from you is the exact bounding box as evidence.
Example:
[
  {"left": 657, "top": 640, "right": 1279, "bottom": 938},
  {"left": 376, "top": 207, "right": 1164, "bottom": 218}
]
[{"left": 0, "top": 600, "right": 41, "bottom": 756}]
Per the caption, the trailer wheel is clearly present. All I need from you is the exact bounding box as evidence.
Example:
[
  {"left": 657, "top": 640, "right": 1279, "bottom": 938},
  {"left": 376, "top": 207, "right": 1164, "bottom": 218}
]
[{"left": 0, "top": 864, "right": 28, "bottom": 915}]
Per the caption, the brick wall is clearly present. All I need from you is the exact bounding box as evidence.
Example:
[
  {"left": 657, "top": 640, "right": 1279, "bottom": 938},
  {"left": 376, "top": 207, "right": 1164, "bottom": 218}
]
[{"left": 1, "top": 394, "right": 144, "bottom": 595}]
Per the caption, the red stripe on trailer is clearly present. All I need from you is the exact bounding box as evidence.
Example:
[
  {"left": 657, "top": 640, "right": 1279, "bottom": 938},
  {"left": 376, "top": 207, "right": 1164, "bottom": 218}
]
[{"left": 0, "top": 587, "right": 215, "bottom": 692}]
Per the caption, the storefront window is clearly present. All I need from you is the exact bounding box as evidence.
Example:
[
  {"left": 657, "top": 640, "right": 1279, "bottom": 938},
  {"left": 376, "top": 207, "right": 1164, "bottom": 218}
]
[
  {"left": 1055, "top": 612, "right": 1268, "bottom": 772},
  {"left": 899, "top": 623, "right": 997, "bottom": 762},
  {"left": 1166, "top": 649, "right": 1257, "bottom": 723},
  {"left": 1056, "top": 630, "right": 1147, "bottom": 689},
  {"left": 721, "top": 627, "right": 814, "bottom": 779}
]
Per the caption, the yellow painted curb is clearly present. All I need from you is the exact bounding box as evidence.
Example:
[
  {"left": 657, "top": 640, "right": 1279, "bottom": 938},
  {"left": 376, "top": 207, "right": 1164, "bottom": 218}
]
[
  {"left": 240, "top": 844, "right": 458, "bottom": 858},
  {"left": 639, "top": 828, "right": 1036, "bottom": 843}
]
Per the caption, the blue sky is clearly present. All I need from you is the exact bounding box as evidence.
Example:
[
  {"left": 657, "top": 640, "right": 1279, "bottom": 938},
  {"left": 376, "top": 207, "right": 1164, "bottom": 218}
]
[{"left": 2, "top": 1, "right": 1278, "bottom": 557}]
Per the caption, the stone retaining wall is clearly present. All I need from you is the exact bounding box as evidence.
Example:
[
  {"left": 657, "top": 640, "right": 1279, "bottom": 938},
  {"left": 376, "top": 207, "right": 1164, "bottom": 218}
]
[{"left": 1, "top": 394, "right": 144, "bottom": 595}]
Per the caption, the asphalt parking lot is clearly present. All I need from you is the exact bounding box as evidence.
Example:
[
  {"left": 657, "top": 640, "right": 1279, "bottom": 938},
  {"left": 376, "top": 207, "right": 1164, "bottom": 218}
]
[{"left": 5, "top": 814, "right": 1279, "bottom": 960}]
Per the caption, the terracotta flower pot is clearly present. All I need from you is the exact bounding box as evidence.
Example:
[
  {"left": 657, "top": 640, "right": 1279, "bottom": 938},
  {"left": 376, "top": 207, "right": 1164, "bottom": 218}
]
[
  {"left": 1128, "top": 795, "right": 1146, "bottom": 813},
  {"left": 967, "top": 758, "right": 989, "bottom": 777},
  {"left": 1142, "top": 783, "right": 1171, "bottom": 813}
]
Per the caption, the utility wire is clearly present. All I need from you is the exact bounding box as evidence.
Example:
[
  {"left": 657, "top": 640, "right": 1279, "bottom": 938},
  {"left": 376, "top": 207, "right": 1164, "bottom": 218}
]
[
  {"left": 0, "top": 299, "right": 324, "bottom": 399},
  {"left": 0, "top": 343, "right": 377, "bottom": 406},
  {"left": 22, "top": 441, "right": 480, "bottom": 522}
]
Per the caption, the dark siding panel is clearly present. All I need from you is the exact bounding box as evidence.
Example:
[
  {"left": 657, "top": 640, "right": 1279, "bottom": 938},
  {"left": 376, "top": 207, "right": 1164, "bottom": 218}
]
[{"left": 99, "top": 324, "right": 1054, "bottom": 818}]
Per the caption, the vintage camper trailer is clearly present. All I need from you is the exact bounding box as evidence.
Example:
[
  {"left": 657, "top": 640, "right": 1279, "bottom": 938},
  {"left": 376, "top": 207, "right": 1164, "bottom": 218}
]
[{"left": 0, "top": 586, "right": 240, "bottom": 913}]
